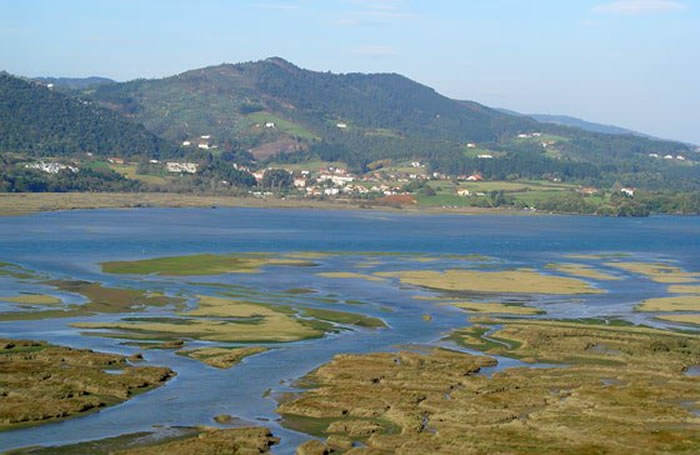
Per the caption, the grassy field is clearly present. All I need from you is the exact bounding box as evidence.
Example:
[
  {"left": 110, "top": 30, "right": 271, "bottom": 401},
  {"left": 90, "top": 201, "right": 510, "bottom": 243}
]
[
  {"left": 0, "top": 192, "right": 369, "bottom": 216},
  {"left": 109, "top": 164, "right": 170, "bottom": 185},
  {"left": 244, "top": 111, "right": 318, "bottom": 140}
]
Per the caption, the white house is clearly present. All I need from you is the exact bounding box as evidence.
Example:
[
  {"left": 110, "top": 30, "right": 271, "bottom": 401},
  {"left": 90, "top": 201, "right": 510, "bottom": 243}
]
[
  {"left": 265, "top": 122, "right": 276, "bottom": 129},
  {"left": 664, "top": 154, "right": 674, "bottom": 159},
  {"left": 477, "top": 154, "right": 494, "bottom": 159},
  {"left": 336, "top": 123, "right": 348, "bottom": 129},
  {"left": 466, "top": 143, "right": 477, "bottom": 148},
  {"left": 620, "top": 187, "right": 635, "bottom": 197},
  {"left": 648, "top": 153, "right": 659, "bottom": 158},
  {"left": 676, "top": 155, "right": 686, "bottom": 161},
  {"left": 324, "top": 188, "right": 340, "bottom": 196},
  {"left": 200, "top": 135, "right": 211, "bottom": 140},
  {"left": 293, "top": 178, "right": 307, "bottom": 188},
  {"left": 166, "top": 162, "right": 198, "bottom": 174},
  {"left": 182, "top": 141, "right": 191, "bottom": 146},
  {"left": 457, "top": 189, "right": 471, "bottom": 196},
  {"left": 25, "top": 161, "right": 78, "bottom": 174},
  {"left": 198, "top": 143, "right": 210, "bottom": 150}
]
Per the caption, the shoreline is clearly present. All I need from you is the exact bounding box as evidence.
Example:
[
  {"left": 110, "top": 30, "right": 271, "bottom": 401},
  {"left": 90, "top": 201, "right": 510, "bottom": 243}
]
[{"left": 0, "top": 192, "right": 530, "bottom": 217}]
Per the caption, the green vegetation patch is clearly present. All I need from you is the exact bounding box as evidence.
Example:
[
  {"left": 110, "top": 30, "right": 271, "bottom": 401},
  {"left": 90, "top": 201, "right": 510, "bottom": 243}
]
[
  {"left": 0, "top": 281, "right": 184, "bottom": 321},
  {"left": 300, "top": 308, "right": 386, "bottom": 329},
  {"left": 102, "top": 253, "right": 317, "bottom": 276},
  {"left": 177, "top": 346, "right": 268, "bottom": 368}
]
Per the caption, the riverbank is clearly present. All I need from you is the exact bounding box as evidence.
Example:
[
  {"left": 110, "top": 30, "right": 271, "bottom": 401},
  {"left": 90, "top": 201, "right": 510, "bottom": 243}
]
[{"left": 0, "top": 192, "right": 524, "bottom": 217}]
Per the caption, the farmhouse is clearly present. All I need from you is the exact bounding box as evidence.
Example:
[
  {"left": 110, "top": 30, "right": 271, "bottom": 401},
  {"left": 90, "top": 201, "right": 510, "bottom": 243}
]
[
  {"left": 25, "top": 161, "right": 78, "bottom": 174},
  {"left": 457, "top": 189, "right": 471, "bottom": 196},
  {"left": 466, "top": 174, "right": 484, "bottom": 182},
  {"left": 620, "top": 187, "right": 635, "bottom": 197},
  {"left": 166, "top": 162, "right": 198, "bottom": 174}
]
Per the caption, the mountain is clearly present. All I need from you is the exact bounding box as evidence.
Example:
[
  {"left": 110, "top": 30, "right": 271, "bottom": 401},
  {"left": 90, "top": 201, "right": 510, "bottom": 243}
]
[
  {"left": 85, "top": 57, "right": 539, "bottom": 158},
  {"left": 32, "top": 76, "right": 115, "bottom": 91},
  {"left": 0, "top": 73, "right": 178, "bottom": 158},
  {"left": 529, "top": 114, "right": 649, "bottom": 137},
  {"left": 80, "top": 58, "right": 696, "bottom": 189},
  {"left": 497, "top": 108, "right": 652, "bottom": 138}
]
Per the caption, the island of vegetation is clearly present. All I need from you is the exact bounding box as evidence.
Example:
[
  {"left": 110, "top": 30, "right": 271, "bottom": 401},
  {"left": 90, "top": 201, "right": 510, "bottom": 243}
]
[
  {"left": 0, "top": 338, "right": 173, "bottom": 431},
  {"left": 278, "top": 319, "right": 700, "bottom": 453}
]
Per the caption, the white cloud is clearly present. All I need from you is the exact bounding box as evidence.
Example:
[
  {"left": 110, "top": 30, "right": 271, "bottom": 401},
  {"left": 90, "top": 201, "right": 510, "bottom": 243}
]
[{"left": 593, "top": 0, "right": 686, "bottom": 15}]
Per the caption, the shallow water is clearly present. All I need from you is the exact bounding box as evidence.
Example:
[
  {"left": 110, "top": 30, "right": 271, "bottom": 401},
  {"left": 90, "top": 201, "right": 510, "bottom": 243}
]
[{"left": 0, "top": 208, "right": 698, "bottom": 453}]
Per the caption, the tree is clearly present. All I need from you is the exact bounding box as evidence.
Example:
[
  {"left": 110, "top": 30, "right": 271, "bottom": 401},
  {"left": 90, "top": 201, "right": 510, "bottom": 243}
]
[{"left": 261, "top": 169, "right": 293, "bottom": 191}]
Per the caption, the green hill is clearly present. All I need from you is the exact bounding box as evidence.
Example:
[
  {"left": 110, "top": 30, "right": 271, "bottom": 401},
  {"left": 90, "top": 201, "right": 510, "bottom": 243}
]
[
  {"left": 81, "top": 58, "right": 697, "bottom": 190},
  {"left": 0, "top": 73, "right": 178, "bottom": 158}
]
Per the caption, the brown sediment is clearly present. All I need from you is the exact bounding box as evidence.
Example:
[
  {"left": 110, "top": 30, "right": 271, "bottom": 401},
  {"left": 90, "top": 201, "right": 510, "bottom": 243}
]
[{"left": 0, "top": 338, "right": 173, "bottom": 431}]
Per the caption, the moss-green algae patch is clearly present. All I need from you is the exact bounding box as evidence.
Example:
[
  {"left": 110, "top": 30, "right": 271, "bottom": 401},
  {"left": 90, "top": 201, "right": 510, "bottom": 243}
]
[{"left": 101, "top": 253, "right": 317, "bottom": 276}]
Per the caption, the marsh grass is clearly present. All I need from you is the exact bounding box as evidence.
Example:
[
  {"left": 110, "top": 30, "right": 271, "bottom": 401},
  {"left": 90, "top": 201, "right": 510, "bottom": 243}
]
[
  {"left": 376, "top": 268, "right": 601, "bottom": 294},
  {"left": 176, "top": 346, "right": 268, "bottom": 368},
  {"left": 636, "top": 295, "right": 699, "bottom": 312},
  {"left": 605, "top": 262, "right": 700, "bottom": 283},
  {"left": 102, "top": 254, "right": 317, "bottom": 276},
  {"left": 545, "top": 263, "right": 620, "bottom": 281}
]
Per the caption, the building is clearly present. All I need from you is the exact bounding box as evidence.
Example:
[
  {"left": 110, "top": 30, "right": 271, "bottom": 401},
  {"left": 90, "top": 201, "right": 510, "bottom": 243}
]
[
  {"left": 293, "top": 178, "right": 307, "bottom": 188},
  {"left": 648, "top": 153, "right": 659, "bottom": 158},
  {"left": 264, "top": 122, "right": 276, "bottom": 128},
  {"left": 620, "top": 187, "right": 635, "bottom": 197},
  {"left": 676, "top": 155, "right": 686, "bottom": 161},
  {"left": 336, "top": 123, "right": 348, "bottom": 129},
  {"left": 466, "top": 174, "right": 484, "bottom": 182},
  {"left": 466, "top": 143, "right": 477, "bottom": 148},
  {"left": 477, "top": 154, "right": 493, "bottom": 159},
  {"left": 25, "top": 161, "right": 78, "bottom": 174},
  {"left": 108, "top": 157, "right": 124, "bottom": 165},
  {"left": 457, "top": 189, "right": 471, "bottom": 196},
  {"left": 197, "top": 143, "right": 210, "bottom": 150},
  {"left": 166, "top": 162, "right": 198, "bottom": 174},
  {"left": 182, "top": 141, "right": 191, "bottom": 146}
]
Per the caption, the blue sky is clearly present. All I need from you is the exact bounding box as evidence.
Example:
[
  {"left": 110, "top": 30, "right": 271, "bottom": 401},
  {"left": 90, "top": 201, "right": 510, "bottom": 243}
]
[{"left": 1, "top": 0, "right": 698, "bottom": 144}]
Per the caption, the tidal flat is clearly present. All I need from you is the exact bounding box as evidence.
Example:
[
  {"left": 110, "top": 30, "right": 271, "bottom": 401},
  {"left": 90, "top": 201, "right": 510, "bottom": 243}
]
[{"left": 0, "top": 209, "right": 698, "bottom": 454}]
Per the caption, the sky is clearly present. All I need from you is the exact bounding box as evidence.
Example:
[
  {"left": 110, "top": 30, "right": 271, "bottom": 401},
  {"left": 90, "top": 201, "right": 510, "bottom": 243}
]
[{"left": 1, "top": 0, "right": 699, "bottom": 144}]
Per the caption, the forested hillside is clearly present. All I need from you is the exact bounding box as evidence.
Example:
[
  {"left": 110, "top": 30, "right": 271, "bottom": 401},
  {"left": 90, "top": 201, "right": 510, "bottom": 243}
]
[
  {"left": 0, "top": 73, "right": 178, "bottom": 158},
  {"left": 81, "top": 58, "right": 697, "bottom": 190}
]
